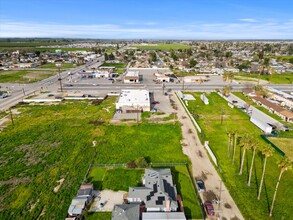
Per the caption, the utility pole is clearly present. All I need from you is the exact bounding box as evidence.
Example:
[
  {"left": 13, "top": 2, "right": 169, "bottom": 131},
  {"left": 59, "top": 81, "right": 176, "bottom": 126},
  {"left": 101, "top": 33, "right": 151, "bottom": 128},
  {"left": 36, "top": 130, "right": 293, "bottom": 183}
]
[
  {"left": 162, "top": 83, "right": 165, "bottom": 95},
  {"left": 9, "top": 109, "right": 14, "bottom": 127},
  {"left": 22, "top": 88, "right": 26, "bottom": 97},
  {"left": 56, "top": 63, "right": 63, "bottom": 92},
  {"left": 182, "top": 77, "right": 185, "bottom": 90},
  {"left": 218, "top": 180, "right": 223, "bottom": 209}
]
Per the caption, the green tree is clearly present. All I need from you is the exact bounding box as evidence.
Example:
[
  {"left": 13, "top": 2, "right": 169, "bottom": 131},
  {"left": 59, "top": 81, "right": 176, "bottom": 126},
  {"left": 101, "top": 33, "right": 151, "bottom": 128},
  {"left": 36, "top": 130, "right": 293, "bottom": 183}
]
[
  {"left": 135, "top": 157, "right": 148, "bottom": 168},
  {"left": 222, "top": 86, "right": 231, "bottom": 97},
  {"left": 239, "top": 134, "right": 252, "bottom": 175},
  {"left": 189, "top": 58, "right": 198, "bottom": 68},
  {"left": 247, "top": 139, "right": 259, "bottom": 186},
  {"left": 258, "top": 145, "right": 274, "bottom": 200},
  {"left": 104, "top": 53, "right": 109, "bottom": 61},
  {"left": 269, "top": 157, "right": 292, "bottom": 216}
]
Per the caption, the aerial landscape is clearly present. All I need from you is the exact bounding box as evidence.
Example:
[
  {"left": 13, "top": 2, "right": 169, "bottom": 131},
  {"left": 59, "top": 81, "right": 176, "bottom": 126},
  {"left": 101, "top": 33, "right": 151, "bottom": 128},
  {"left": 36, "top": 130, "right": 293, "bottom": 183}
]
[{"left": 0, "top": 1, "right": 292, "bottom": 220}]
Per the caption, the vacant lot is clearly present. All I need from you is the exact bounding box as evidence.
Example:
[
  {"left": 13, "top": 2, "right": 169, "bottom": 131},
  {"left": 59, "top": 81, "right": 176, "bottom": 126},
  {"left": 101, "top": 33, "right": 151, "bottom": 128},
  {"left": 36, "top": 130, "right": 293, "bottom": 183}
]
[
  {"left": 186, "top": 92, "right": 293, "bottom": 220},
  {"left": 134, "top": 43, "right": 191, "bottom": 51},
  {"left": 268, "top": 137, "right": 293, "bottom": 160},
  {"left": 0, "top": 70, "right": 56, "bottom": 83},
  {"left": 236, "top": 72, "right": 293, "bottom": 84},
  {"left": 0, "top": 98, "right": 116, "bottom": 219},
  {"left": 87, "top": 166, "right": 202, "bottom": 219}
]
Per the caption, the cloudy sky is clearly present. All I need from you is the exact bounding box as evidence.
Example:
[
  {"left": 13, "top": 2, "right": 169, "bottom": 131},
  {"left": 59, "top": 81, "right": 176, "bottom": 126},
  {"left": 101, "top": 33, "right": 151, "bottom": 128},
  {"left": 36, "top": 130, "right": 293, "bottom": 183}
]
[{"left": 0, "top": 0, "right": 292, "bottom": 39}]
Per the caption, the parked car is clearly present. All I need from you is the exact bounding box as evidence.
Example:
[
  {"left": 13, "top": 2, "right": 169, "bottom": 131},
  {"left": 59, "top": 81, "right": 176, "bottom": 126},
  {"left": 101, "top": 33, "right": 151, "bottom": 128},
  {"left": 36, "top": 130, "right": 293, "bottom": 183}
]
[
  {"left": 204, "top": 201, "right": 215, "bottom": 216},
  {"left": 196, "top": 180, "right": 206, "bottom": 192},
  {"left": 152, "top": 101, "right": 160, "bottom": 104},
  {"left": 232, "top": 100, "right": 238, "bottom": 104}
]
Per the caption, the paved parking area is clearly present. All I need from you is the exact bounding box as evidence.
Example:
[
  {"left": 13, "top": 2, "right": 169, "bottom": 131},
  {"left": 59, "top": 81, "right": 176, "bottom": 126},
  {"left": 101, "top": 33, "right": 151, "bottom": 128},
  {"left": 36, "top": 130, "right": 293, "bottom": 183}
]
[{"left": 151, "top": 91, "right": 174, "bottom": 113}]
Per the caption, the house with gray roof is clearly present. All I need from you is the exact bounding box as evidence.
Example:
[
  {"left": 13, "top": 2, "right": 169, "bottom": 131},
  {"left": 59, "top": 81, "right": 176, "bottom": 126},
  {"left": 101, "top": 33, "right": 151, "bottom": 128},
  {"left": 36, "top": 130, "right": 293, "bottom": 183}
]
[
  {"left": 112, "top": 203, "right": 140, "bottom": 220},
  {"left": 128, "top": 169, "right": 178, "bottom": 212}
]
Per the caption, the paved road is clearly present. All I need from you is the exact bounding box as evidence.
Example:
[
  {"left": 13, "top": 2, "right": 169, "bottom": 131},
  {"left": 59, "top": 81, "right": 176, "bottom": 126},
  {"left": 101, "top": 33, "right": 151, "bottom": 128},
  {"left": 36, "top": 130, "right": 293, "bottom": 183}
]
[{"left": 0, "top": 59, "right": 104, "bottom": 111}]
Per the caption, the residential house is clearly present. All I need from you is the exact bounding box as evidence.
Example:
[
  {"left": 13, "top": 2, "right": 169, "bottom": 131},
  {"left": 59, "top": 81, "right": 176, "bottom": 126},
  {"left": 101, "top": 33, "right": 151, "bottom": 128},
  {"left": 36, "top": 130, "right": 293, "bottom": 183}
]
[
  {"left": 112, "top": 204, "right": 140, "bottom": 220},
  {"left": 128, "top": 169, "right": 178, "bottom": 212}
]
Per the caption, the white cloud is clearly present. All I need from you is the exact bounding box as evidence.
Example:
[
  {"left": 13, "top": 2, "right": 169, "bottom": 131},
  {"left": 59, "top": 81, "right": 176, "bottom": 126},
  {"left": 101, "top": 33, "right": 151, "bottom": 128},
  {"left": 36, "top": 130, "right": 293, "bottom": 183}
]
[
  {"left": 0, "top": 20, "right": 292, "bottom": 39},
  {"left": 239, "top": 18, "right": 258, "bottom": 23}
]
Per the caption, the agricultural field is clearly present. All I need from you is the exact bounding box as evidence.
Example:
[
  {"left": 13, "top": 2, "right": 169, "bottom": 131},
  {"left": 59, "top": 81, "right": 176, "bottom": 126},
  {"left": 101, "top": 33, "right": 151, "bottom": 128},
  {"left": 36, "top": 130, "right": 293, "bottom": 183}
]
[
  {"left": 87, "top": 166, "right": 202, "bottom": 219},
  {"left": 0, "top": 70, "right": 57, "bottom": 83},
  {"left": 185, "top": 92, "right": 293, "bottom": 220},
  {"left": 236, "top": 72, "right": 293, "bottom": 84},
  {"left": 39, "top": 63, "right": 76, "bottom": 69},
  {"left": 133, "top": 43, "right": 191, "bottom": 51},
  {"left": 268, "top": 137, "right": 293, "bottom": 161}
]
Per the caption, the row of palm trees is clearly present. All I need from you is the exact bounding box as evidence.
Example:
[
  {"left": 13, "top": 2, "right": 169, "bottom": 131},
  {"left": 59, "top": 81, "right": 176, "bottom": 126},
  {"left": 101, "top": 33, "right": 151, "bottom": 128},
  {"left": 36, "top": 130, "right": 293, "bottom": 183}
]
[{"left": 226, "top": 131, "right": 292, "bottom": 216}]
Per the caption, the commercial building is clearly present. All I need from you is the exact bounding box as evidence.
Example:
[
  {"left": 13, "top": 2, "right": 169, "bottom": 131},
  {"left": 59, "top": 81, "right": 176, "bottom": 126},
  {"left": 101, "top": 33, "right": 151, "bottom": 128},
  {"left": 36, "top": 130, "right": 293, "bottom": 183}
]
[
  {"left": 124, "top": 71, "right": 140, "bottom": 83},
  {"left": 116, "top": 89, "right": 150, "bottom": 112}
]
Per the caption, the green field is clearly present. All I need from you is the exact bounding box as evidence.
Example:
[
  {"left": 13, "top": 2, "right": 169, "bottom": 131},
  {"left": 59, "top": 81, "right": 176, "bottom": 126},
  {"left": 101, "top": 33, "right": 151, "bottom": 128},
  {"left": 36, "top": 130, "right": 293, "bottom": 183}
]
[
  {"left": 236, "top": 72, "right": 293, "bottom": 84},
  {"left": 0, "top": 70, "right": 57, "bottom": 83},
  {"left": 93, "top": 123, "right": 189, "bottom": 164},
  {"left": 87, "top": 166, "right": 202, "bottom": 219},
  {"left": 134, "top": 43, "right": 191, "bottom": 51},
  {"left": 40, "top": 63, "right": 76, "bottom": 69},
  {"left": 100, "top": 62, "right": 126, "bottom": 74},
  {"left": 185, "top": 92, "right": 293, "bottom": 220},
  {"left": 0, "top": 96, "right": 201, "bottom": 219},
  {"left": 266, "top": 55, "right": 293, "bottom": 63},
  {"left": 268, "top": 137, "right": 293, "bottom": 160},
  {"left": 0, "top": 98, "right": 116, "bottom": 219}
]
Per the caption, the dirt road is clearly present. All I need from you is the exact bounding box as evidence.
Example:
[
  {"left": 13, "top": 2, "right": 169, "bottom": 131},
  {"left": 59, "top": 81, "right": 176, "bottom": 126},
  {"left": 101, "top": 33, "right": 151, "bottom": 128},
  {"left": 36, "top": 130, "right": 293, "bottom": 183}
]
[{"left": 173, "top": 93, "right": 244, "bottom": 220}]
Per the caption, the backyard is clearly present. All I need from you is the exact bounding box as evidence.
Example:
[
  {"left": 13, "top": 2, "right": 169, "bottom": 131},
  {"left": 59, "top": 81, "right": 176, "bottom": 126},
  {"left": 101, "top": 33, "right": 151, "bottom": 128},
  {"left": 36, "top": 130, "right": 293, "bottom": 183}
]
[
  {"left": 185, "top": 92, "right": 293, "bottom": 220},
  {"left": 0, "top": 70, "right": 57, "bottom": 83}
]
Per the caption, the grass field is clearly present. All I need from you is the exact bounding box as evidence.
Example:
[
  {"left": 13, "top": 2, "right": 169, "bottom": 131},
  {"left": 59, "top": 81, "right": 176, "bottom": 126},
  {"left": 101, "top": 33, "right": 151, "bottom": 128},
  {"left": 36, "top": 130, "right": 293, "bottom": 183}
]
[
  {"left": 40, "top": 63, "right": 76, "bottom": 69},
  {"left": 93, "top": 123, "right": 189, "bottom": 164},
  {"left": 0, "top": 97, "right": 116, "bottom": 219},
  {"left": 0, "top": 70, "right": 57, "bottom": 83},
  {"left": 266, "top": 55, "right": 293, "bottom": 63},
  {"left": 134, "top": 43, "right": 191, "bottom": 51},
  {"left": 268, "top": 137, "right": 293, "bottom": 160},
  {"left": 185, "top": 92, "right": 293, "bottom": 220},
  {"left": 100, "top": 62, "right": 126, "bottom": 74},
  {"left": 87, "top": 166, "right": 202, "bottom": 219},
  {"left": 236, "top": 72, "right": 293, "bottom": 84}
]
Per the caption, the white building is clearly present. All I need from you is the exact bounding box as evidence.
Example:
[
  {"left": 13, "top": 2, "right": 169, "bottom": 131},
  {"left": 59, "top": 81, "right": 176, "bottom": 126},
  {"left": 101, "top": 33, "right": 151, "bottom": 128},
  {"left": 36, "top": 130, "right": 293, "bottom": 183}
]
[
  {"left": 123, "top": 71, "right": 140, "bottom": 83},
  {"left": 116, "top": 89, "right": 150, "bottom": 112}
]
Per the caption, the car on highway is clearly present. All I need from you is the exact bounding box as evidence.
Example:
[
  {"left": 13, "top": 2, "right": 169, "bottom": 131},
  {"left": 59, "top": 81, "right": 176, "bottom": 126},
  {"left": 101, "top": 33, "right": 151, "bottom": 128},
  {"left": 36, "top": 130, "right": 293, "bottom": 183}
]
[
  {"left": 196, "top": 180, "right": 206, "bottom": 192},
  {"left": 204, "top": 201, "right": 215, "bottom": 216}
]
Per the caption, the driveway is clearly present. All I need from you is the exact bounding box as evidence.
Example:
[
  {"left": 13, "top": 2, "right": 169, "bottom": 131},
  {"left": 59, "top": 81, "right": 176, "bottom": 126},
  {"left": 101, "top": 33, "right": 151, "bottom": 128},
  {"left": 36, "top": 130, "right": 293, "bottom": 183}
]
[{"left": 174, "top": 92, "right": 244, "bottom": 220}]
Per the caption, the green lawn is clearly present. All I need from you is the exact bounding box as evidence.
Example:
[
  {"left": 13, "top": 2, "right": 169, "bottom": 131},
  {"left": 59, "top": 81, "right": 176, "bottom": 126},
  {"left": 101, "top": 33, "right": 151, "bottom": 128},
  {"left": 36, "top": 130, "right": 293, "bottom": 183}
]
[
  {"left": 87, "top": 166, "right": 202, "bottom": 220},
  {"left": 0, "top": 97, "right": 116, "bottom": 219},
  {"left": 0, "top": 70, "right": 57, "bottom": 83},
  {"left": 86, "top": 212, "right": 112, "bottom": 220},
  {"left": 93, "top": 123, "right": 189, "bottom": 164},
  {"left": 100, "top": 62, "right": 126, "bottom": 68},
  {"left": 185, "top": 92, "right": 293, "bottom": 220},
  {"left": 268, "top": 138, "right": 293, "bottom": 161},
  {"left": 39, "top": 63, "right": 76, "bottom": 69},
  {"left": 134, "top": 43, "right": 191, "bottom": 51},
  {"left": 236, "top": 72, "right": 293, "bottom": 84}
]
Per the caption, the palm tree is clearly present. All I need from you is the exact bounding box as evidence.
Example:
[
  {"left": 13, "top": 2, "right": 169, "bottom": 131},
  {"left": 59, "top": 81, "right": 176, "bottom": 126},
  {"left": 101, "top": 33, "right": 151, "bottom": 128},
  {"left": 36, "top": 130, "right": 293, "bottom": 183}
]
[
  {"left": 258, "top": 144, "right": 274, "bottom": 200},
  {"left": 269, "top": 157, "right": 292, "bottom": 217},
  {"left": 222, "top": 86, "right": 231, "bottom": 97},
  {"left": 222, "top": 72, "right": 229, "bottom": 83},
  {"left": 232, "top": 130, "right": 238, "bottom": 165},
  {"left": 239, "top": 134, "right": 252, "bottom": 175},
  {"left": 226, "top": 130, "right": 233, "bottom": 157},
  {"left": 228, "top": 72, "right": 235, "bottom": 84},
  {"left": 247, "top": 139, "right": 259, "bottom": 186}
]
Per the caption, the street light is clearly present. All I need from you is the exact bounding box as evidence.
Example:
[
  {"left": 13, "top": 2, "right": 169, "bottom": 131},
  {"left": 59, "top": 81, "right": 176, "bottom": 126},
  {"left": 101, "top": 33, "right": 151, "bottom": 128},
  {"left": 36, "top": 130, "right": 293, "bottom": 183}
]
[{"left": 56, "top": 63, "right": 63, "bottom": 92}]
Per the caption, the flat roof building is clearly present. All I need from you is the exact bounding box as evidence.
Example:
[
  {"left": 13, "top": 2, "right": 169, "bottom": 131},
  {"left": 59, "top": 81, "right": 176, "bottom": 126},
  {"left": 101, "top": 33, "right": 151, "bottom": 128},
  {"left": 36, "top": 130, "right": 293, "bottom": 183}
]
[
  {"left": 124, "top": 71, "right": 140, "bottom": 83},
  {"left": 116, "top": 89, "right": 150, "bottom": 112}
]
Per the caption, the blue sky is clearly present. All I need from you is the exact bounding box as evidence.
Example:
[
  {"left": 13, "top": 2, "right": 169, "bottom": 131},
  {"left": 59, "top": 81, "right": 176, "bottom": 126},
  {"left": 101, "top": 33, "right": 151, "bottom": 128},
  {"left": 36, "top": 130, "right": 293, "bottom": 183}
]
[{"left": 0, "top": 0, "right": 292, "bottom": 39}]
